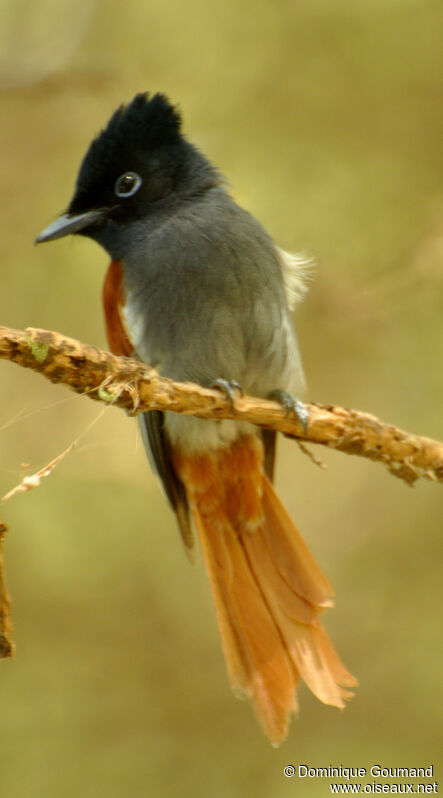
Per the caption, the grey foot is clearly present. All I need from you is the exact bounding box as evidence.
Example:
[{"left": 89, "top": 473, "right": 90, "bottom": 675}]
[
  {"left": 211, "top": 379, "right": 243, "bottom": 411},
  {"left": 268, "top": 389, "right": 309, "bottom": 435}
]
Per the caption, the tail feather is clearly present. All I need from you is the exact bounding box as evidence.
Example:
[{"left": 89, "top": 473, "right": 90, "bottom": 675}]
[
  {"left": 192, "top": 505, "right": 250, "bottom": 693},
  {"left": 312, "top": 624, "right": 357, "bottom": 692},
  {"left": 241, "top": 510, "right": 357, "bottom": 710},
  {"left": 260, "top": 476, "right": 334, "bottom": 608},
  {"left": 173, "top": 435, "right": 356, "bottom": 745},
  {"left": 193, "top": 502, "right": 297, "bottom": 744}
]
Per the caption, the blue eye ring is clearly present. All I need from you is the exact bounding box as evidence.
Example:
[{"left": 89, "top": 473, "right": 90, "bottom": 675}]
[{"left": 114, "top": 171, "right": 142, "bottom": 198}]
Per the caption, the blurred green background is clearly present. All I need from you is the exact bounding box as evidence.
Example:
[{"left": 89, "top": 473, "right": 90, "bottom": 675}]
[{"left": 1, "top": 1, "right": 442, "bottom": 796}]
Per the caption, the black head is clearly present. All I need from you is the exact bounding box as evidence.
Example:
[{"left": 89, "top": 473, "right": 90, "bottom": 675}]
[{"left": 36, "top": 92, "right": 220, "bottom": 256}]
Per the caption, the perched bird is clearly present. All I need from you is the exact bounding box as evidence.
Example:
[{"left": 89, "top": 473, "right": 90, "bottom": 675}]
[{"left": 36, "top": 92, "right": 356, "bottom": 744}]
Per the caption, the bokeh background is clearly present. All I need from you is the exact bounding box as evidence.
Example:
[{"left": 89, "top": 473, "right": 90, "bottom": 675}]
[{"left": 0, "top": 1, "right": 442, "bottom": 796}]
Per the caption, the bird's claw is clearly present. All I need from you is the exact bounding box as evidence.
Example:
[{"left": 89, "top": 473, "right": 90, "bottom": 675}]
[
  {"left": 211, "top": 379, "right": 243, "bottom": 411},
  {"left": 268, "top": 389, "right": 309, "bottom": 435}
]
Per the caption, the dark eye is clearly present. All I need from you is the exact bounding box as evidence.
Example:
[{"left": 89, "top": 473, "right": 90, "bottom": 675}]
[{"left": 114, "top": 171, "right": 142, "bottom": 198}]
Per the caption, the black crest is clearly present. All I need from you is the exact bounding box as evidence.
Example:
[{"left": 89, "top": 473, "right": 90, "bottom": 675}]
[
  {"left": 90, "top": 92, "right": 182, "bottom": 158},
  {"left": 69, "top": 92, "right": 184, "bottom": 213}
]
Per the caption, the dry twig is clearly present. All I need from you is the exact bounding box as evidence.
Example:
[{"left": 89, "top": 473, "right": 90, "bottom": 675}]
[
  {"left": 2, "top": 444, "right": 75, "bottom": 502},
  {"left": 0, "top": 325, "right": 442, "bottom": 487},
  {"left": 0, "top": 521, "right": 13, "bottom": 659}
]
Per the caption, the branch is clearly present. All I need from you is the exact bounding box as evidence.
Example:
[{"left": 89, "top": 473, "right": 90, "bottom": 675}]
[
  {"left": 0, "top": 521, "right": 13, "bottom": 659},
  {"left": 1, "top": 325, "right": 442, "bottom": 486}
]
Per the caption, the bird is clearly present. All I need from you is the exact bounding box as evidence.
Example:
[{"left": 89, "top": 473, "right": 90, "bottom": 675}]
[{"left": 36, "top": 91, "right": 357, "bottom": 745}]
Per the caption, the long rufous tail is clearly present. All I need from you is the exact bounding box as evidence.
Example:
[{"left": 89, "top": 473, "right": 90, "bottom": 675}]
[{"left": 173, "top": 434, "right": 357, "bottom": 745}]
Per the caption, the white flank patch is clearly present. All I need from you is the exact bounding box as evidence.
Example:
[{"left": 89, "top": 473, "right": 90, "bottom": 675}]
[
  {"left": 122, "top": 298, "right": 146, "bottom": 353},
  {"left": 276, "top": 247, "right": 314, "bottom": 311}
]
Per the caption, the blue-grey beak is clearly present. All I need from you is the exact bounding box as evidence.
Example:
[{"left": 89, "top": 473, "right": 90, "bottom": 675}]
[{"left": 35, "top": 209, "right": 107, "bottom": 244}]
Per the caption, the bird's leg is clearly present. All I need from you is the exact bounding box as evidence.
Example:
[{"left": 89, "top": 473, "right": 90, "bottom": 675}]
[
  {"left": 210, "top": 379, "right": 243, "bottom": 411},
  {"left": 268, "top": 389, "right": 309, "bottom": 435}
]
